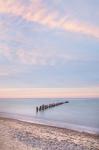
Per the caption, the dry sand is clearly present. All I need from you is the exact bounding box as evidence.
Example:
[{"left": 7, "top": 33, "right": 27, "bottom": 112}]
[{"left": 0, "top": 117, "right": 99, "bottom": 150}]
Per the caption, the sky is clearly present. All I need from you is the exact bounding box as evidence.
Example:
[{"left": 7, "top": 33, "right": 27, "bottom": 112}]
[{"left": 0, "top": 0, "right": 99, "bottom": 98}]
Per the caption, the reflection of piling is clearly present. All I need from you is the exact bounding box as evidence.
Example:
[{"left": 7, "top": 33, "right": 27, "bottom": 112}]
[{"left": 36, "top": 101, "right": 69, "bottom": 113}]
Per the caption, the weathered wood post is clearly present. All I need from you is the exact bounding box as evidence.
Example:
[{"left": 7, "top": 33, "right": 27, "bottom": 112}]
[
  {"left": 36, "top": 106, "right": 38, "bottom": 112},
  {"left": 39, "top": 106, "right": 41, "bottom": 111},
  {"left": 41, "top": 104, "right": 45, "bottom": 111}
]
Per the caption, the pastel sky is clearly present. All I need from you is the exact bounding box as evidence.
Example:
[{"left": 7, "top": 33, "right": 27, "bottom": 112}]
[{"left": 0, "top": 0, "right": 99, "bottom": 98}]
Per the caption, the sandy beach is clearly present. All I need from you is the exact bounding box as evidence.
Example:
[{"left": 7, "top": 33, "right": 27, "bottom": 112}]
[{"left": 0, "top": 117, "right": 99, "bottom": 150}]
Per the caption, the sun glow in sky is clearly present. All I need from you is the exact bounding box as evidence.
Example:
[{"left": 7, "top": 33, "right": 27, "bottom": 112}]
[{"left": 0, "top": 0, "right": 99, "bottom": 98}]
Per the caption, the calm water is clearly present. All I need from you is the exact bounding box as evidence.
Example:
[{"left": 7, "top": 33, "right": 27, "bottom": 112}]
[{"left": 0, "top": 98, "right": 99, "bottom": 134}]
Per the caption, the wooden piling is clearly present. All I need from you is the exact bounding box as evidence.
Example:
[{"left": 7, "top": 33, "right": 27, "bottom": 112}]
[
  {"left": 41, "top": 104, "right": 45, "bottom": 110},
  {"left": 36, "top": 107, "right": 38, "bottom": 112},
  {"left": 36, "top": 100, "right": 69, "bottom": 113},
  {"left": 39, "top": 106, "right": 41, "bottom": 111}
]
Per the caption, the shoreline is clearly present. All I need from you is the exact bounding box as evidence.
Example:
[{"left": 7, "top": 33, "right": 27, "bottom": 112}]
[
  {"left": 0, "top": 112, "right": 99, "bottom": 135},
  {"left": 0, "top": 116, "right": 99, "bottom": 137},
  {"left": 0, "top": 117, "right": 99, "bottom": 150}
]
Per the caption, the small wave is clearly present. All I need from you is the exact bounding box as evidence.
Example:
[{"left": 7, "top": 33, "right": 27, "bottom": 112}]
[{"left": 0, "top": 112, "right": 99, "bottom": 135}]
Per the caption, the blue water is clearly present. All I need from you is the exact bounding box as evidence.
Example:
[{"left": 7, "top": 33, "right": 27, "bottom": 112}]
[{"left": 0, "top": 98, "right": 99, "bottom": 134}]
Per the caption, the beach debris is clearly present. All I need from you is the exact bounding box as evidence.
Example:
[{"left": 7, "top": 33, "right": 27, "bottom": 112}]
[{"left": 36, "top": 101, "right": 69, "bottom": 113}]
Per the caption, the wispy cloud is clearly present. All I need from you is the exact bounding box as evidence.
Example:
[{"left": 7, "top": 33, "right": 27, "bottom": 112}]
[
  {"left": 0, "top": 47, "right": 75, "bottom": 66},
  {"left": 1, "top": 44, "right": 98, "bottom": 66},
  {"left": 0, "top": 45, "right": 12, "bottom": 61},
  {"left": 0, "top": 0, "right": 99, "bottom": 39},
  {"left": 16, "top": 49, "right": 74, "bottom": 66},
  {"left": 16, "top": 49, "right": 99, "bottom": 66},
  {"left": 0, "top": 65, "right": 22, "bottom": 76}
]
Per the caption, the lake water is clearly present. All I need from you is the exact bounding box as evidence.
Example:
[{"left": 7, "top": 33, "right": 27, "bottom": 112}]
[{"left": 0, "top": 98, "right": 99, "bottom": 134}]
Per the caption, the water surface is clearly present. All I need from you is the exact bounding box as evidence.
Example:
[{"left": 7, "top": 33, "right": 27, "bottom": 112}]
[{"left": 0, "top": 98, "right": 99, "bottom": 134}]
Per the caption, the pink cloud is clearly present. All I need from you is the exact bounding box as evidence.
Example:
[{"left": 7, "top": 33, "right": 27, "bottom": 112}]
[
  {"left": 15, "top": 49, "right": 83, "bottom": 66},
  {"left": 0, "top": 0, "right": 99, "bottom": 39},
  {"left": 0, "top": 65, "right": 22, "bottom": 76},
  {"left": 0, "top": 46, "right": 12, "bottom": 60},
  {"left": 0, "top": 87, "right": 99, "bottom": 98},
  {"left": 0, "top": 45, "right": 98, "bottom": 66}
]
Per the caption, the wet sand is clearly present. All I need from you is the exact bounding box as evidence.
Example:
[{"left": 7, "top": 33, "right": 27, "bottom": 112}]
[{"left": 0, "top": 117, "right": 99, "bottom": 150}]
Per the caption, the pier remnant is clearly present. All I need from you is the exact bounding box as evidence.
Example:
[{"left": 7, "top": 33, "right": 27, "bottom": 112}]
[{"left": 36, "top": 101, "right": 69, "bottom": 113}]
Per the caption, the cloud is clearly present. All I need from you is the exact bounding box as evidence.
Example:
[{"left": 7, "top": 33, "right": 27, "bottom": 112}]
[
  {"left": 0, "top": 47, "right": 88, "bottom": 66},
  {"left": 15, "top": 49, "right": 76, "bottom": 66},
  {"left": 0, "top": 44, "right": 98, "bottom": 66},
  {"left": 0, "top": 87, "right": 99, "bottom": 98},
  {"left": 0, "top": 0, "right": 99, "bottom": 39},
  {"left": 1, "top": 44, "right": 75, "bottom": 66},
  {"left": 0, "top": 65, "right": 22, "bottom": 76},
  {"left": 0, "top": 45, "right": 12, "bottom": 61}
]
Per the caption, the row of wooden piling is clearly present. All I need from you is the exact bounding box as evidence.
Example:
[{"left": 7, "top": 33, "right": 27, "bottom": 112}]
[{"left": 36, "top": 101, "right": 69, "bottom": 112}]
